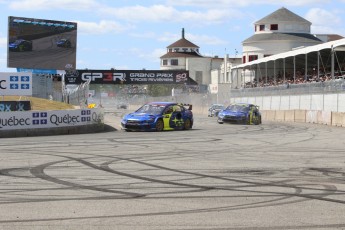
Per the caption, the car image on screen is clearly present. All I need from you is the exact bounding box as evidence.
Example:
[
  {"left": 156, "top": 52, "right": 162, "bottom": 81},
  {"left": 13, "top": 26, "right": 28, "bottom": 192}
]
[
  {"left": 7, "top": 16, "right": 77, "bottom": 70},
  {"left": 8, "top": 39, "right": 33, "bottom": 52},
  {"left": 56, "top": 38, "right": 71, "bottom": 48}
]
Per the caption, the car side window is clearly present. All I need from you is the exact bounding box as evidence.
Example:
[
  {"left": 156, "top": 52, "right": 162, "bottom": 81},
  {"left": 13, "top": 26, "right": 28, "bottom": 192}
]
[{"left": 164, "top": 106, "right": 174, "bottom": 114}]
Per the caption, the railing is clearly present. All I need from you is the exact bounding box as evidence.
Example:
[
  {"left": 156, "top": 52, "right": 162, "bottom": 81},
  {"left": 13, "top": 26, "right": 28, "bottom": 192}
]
[{"left": 229, "top": 80, "right": 345, "bottom": 97}]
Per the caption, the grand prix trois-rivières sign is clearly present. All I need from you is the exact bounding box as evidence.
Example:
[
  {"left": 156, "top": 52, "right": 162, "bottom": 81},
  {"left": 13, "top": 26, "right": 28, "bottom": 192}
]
[{"left": 64, "top": 69, "right": 197, "bottom": 85}]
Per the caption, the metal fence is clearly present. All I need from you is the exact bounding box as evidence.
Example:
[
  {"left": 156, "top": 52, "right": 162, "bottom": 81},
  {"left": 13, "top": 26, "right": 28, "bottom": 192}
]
[
  {"left": 62, "top": 80, "right": 90, "bottom": 108},
  {"left": 229, "top": 80, "right": 345, "bottom": 98}
]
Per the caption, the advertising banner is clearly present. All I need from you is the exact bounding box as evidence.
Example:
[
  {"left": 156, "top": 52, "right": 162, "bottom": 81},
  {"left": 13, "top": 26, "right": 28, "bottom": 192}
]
[
  {"left": 0, "top": 72, "right": 32, "bottom": 96},
  {"left": 0, "top": 108, "right": 103, "bottom": 130},
  {"left": 64, "top": 69, "right": 197, "bottom": 85},
  {"left": 0, "top": 101, "right": 31, "bottom": 112}
]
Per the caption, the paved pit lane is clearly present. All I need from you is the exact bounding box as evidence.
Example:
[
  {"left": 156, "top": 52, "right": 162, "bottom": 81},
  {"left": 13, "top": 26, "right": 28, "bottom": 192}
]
[{"left": 0, "top": 113, "right": 345, "bottom": 229}]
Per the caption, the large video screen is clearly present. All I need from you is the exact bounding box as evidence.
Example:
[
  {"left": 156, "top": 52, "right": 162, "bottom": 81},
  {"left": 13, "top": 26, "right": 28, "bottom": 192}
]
[{"left": 7, "top": 16, "right": 77, "bottom": 70}]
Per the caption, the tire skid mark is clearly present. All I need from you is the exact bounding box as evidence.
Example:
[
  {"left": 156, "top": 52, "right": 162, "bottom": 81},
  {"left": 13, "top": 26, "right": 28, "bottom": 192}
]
[
  {"left": 97, "top": 156, "right": 344, "bottom": 204},
  {"left": 29, "top": 159, "right": 144, "bottom": 198}
]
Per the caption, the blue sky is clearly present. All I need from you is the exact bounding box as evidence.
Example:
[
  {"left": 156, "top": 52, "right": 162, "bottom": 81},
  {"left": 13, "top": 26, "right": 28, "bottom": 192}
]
[{"left": 0, "top": 0, "right": 345, "bottom": 72}]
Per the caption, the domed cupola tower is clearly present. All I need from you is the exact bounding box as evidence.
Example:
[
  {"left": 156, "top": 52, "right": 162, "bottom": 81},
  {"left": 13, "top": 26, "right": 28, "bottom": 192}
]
[
  {"left": 242, "top": 7, "right": 322, "bottom": 63},
  {"left": 160, "top": 28, "right": 203, "bottom": 70}
]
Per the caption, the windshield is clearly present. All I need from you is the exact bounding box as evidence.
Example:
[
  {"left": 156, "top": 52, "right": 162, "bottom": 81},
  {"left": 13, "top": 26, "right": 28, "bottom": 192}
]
[
  {"left": 13, "top": 40, "right": 23, "bottom": 44},
  {"left": 226, "top": 104, "right": 250, "bottom": 112},
  {"left": 136, "top": 104, "right": 165, "bottom": 115}
]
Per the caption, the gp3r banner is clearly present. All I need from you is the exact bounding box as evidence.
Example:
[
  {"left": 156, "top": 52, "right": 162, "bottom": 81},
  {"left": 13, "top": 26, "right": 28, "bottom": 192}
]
[
  {"left": 64, "top": 69, "right": 198, "bottom": 85},
  {"left": 0, "top": 72, "right": 32, "bottom": 96}
]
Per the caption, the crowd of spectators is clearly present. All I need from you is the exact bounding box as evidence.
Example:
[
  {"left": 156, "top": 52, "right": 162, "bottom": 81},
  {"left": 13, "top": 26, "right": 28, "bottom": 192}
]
[{"left": 243, "top": 69, "right": 345, "bottom": 88}]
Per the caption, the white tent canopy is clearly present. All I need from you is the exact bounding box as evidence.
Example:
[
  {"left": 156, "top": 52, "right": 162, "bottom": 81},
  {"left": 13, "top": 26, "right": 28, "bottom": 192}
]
[{"left": 231, "top": 38, "right": 345, "bottom": 88}]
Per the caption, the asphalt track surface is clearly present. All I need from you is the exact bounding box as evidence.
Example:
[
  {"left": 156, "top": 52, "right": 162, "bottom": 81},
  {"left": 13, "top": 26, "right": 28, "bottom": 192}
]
[{"left": 0, "top": 112, "right": 345, "bottom": 229}]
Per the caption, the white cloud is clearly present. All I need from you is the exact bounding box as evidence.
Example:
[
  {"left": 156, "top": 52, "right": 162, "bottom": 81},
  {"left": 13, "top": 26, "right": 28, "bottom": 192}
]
[
  {"left": 157, "top": 32, "right": 227, "bottom": 46},
  {"left": 99, "top": 5, "right": 241, "bottom": 25},
  {"left": 305, "top": 8, "right": 343, "bottom": 34},
  {"left": 166, "top": 0, "right": 329, "bottom": 7},
  {"left": 126, "top": 47, "right": 165, "bottom": 66},
  {"left": 188, "top": 33, "right": 228, "bottom": 46},
  {"left": 8, "top": 0, "right": 99, "bottom": 11},
  {"left": 99, "top": 5, "right": 176, "bottom": 22},
  {"left": 77, "top": 20, "right": 132, "bottom": 35},
  {"left": 130, "top": 32, "right": 156, "bottom": 39}
]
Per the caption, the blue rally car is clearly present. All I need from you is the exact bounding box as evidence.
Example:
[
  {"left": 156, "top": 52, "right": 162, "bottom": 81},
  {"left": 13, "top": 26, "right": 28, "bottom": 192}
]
[
  {"left": 217, "top": 103, "right": 262, "bottom": 125},
  {"left": 56, "top": 38, "right": 72, "bottom": 48},
  {"left": 121, "top": 102, "right": 193, "bottom": 131},
  {"left": 9, "top": 39, "right": 33, "bottom": 52}
]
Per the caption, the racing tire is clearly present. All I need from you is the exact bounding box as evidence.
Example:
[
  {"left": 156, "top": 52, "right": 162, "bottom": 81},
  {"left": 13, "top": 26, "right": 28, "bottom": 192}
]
[
  {"left": 183, "top": 118, "right": 192, "bottom": 130},
  {"left": 253, "top": 116, "right": 260, "bottom": 125},
  {"left": 155, "top": 119, "right": 164, "bottom": 132},
  {"left": 217, "top": 119, "right": 223, "bottom": 124}
]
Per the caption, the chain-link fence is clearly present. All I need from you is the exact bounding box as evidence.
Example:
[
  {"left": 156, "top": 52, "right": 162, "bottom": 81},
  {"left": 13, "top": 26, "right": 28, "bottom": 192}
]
[{"left": 62, "top": 80, "right": 90, "bottom": 108}]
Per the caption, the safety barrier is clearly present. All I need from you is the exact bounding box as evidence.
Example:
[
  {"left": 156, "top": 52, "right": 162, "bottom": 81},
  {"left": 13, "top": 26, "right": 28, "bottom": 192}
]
[
  {"left": 0, "top": 108, "right": 105, "bottom": 138},
  {"left": 261, "top": 110, "right": 345, "bottom": 127}
]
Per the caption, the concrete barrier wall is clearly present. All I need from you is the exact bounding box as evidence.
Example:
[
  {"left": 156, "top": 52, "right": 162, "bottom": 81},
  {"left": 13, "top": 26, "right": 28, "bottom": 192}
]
[
  {"left": 262, "top": 109, "right": 345, "bottom": 127},
  {"left": 318, "top": 111, "right": 332, "bottom": 125},
  {"left": 294, "top": 110, "right": 306, "bottom": 123},
  {"left": 284, "top": 110, "right": 295, "bottom": 122},
  {"left": 275, "top": 110, "right": 285, "bottom": 121},
  {"left": 306, "top": 110, "right": 318, "bottom": 123},
  {"left": 331, "top": 112, "right": 345, "bottom": 127}
]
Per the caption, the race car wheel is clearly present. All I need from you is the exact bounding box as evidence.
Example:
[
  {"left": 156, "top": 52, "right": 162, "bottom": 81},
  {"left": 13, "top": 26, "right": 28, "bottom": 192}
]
[
  {"left": 155, "top": 119, "right": 164, "bottom": 131},
  {"left": 253, "top": 116, "right": 260, "bottom": 125},
  {"left": 184, "top": 118, "right": 192, "bottom": 130},
  {"left": 217, "top": 119, "right": 223, "bottom": 124}
]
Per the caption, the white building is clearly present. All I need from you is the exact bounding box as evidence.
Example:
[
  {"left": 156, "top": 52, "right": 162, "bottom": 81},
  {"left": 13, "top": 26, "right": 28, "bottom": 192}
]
[
  {"left": 242, "top": 7, "right": 323, "bottom": 63},
  {"left": 160, "top": 28, "right": 223, "bottom": 90}
]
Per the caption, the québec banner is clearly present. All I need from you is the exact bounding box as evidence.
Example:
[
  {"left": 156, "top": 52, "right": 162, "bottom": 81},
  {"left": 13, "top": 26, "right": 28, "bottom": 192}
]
[
  {"left": 64, "top": 69, "right": 198, "bottom": 85},
  {"left": 0, "top": 108, "right": 103, "bottom": 130},
  {"left": 0, "top": 72, "right": 32, "bottom": 96}
]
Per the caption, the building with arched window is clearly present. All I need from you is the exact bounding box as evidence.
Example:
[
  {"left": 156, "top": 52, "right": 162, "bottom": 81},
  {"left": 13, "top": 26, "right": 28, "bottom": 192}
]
[
  {"left": 160, "top": 28, "right": 224, "bottom": 91},
  {"left": 242, "top": 7, "right": 323, "bottom": 64}
]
